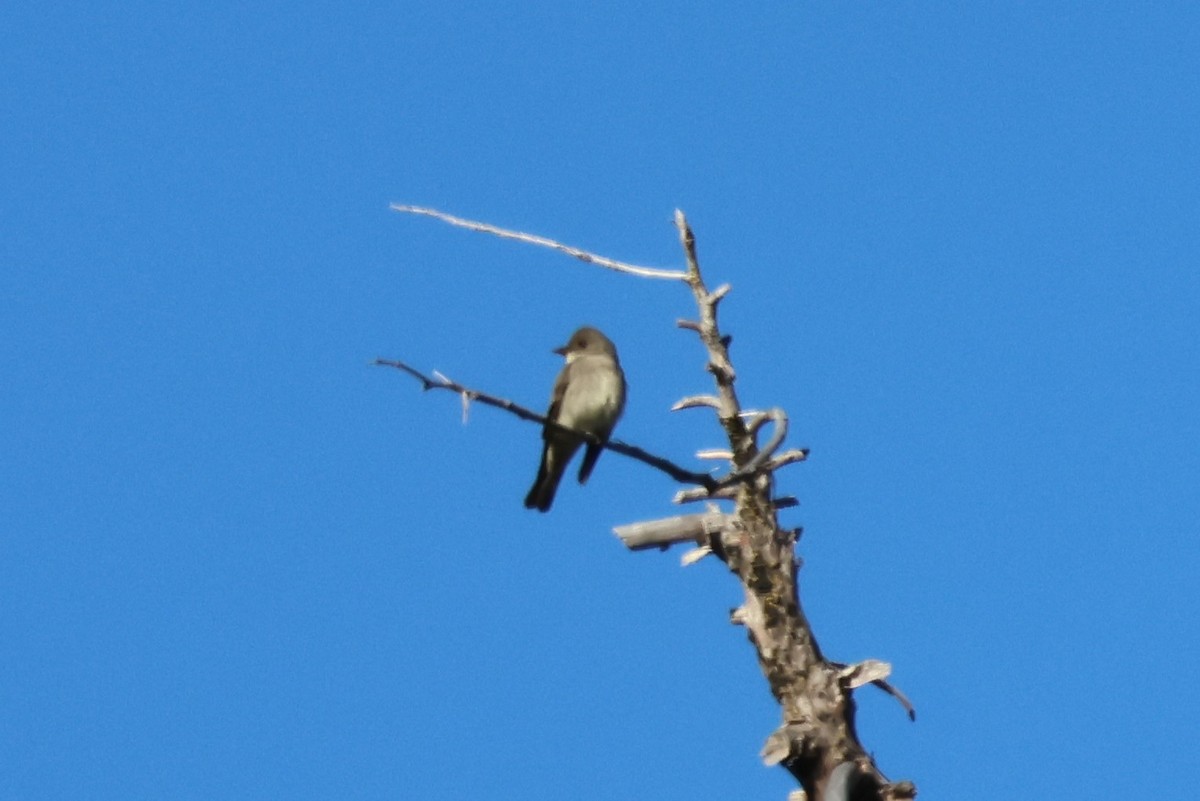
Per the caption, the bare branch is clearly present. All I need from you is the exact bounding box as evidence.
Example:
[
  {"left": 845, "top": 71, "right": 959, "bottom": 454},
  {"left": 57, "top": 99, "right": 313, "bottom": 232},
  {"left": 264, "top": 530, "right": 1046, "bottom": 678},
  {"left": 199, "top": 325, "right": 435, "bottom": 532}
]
[
  {"left": 374, "top": 358, "right": 718, "bottom": 491},
  {"left": 671, "top": 395, "right": 722, "bottom": 411},
  {"left": 838, "top": 659, "right": 892, "bottom": 688},
  {"left": 674, "top": 211, "right": 745, "bottom": 430},
  {"left": 391, "top": 205, "right": 689, "bottom": 281},
  {"left": 832, "top": 661, "right": 917, "bottom": 722},
  {"left": 606, "top": 444, "right": 717, "bottom": 491},
  {"left": 707, "top": 282, "right": 732, "bottom": 305},
  {"left": 742, "top": 411, "right": 772, "bottom": 437},
  {"left": 766, "top": 449, "right": 810, "bottom": 471},
  {"left": 378, "top": 358, "right": 439, "bottom": 390},
  {"left": 662, "top": 213, "right": 911, "bottom": 799},
  {"left": 612, "top": 510, "right": 732, "bottom": 551},
  {"left": 675, "top": 210, "right": 702, "bottom": 281},
  {"left": 761, "top": 727, "right": 793, "bottom": 767},
  {"left": 674, "top": 486, "right": 738, "bottom": 505},
  {"left": 873, "top": 680, "right": 917, "bottom": 722}
]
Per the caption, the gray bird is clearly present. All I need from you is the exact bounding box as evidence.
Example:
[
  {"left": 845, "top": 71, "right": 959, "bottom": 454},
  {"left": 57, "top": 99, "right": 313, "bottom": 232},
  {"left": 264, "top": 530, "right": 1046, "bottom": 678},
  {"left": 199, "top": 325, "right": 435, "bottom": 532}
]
[{"left": 524, "top": 326, "right": 626, "bottom": 512}]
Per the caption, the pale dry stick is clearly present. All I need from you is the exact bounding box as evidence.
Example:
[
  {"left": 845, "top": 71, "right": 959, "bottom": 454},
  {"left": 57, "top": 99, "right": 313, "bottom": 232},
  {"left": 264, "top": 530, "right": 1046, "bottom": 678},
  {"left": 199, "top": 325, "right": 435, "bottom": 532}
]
[
  {"left": 390, "top": 205, "right": 689, "bottom": 281},
  {"left": 674, "top": 211, "right": 750, "bottom": 455},
  {"left": 672, "top": 395, "right": 722, "bottom": 411}
]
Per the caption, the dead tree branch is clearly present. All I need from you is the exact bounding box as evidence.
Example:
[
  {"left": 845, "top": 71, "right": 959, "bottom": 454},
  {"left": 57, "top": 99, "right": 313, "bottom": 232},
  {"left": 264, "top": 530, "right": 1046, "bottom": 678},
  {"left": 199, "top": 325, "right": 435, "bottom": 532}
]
[
  {"left": 660, "top": 210, "right": 915, "bottom": 800},
  {"left": 388, "top": 206, "right": 915, "bottom": 801},
  {"left": 390, "top": 205, "right": 688, "bottom": 281},
  {"left": 612, "top": 510, "right": 732, "bottom": 550},
  {"left": 373, "top": 358, "right": 718, "bottom": 490}
]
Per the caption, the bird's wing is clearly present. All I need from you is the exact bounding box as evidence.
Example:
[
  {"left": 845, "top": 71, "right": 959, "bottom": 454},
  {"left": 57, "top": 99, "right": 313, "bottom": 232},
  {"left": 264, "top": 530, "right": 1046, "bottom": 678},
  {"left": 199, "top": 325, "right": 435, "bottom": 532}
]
[{"left": 542, "top": 362, "right": 571, "bottom": 441}]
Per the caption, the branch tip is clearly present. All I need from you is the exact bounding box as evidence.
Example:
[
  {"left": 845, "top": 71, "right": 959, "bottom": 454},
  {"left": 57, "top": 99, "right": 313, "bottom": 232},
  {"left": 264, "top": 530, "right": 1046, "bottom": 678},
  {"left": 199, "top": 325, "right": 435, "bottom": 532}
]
[
  {"left": 839, "top": 659, "right": 892, "bottom": 688},
  {"left": 767, "top": 449, "right": 809, "bottom": 471},
  {"left": 390, "top": 204, "right": 688, "bottom": 281},
  {"left": 673, "top": 485, "right": 737, "bottom": 505},
  {"left": 760, "top": 728, "right": 792, "bottom": 767},
  {"left": 672, "top": 394, "right": 721, "bottom": 412},
  {"left": 708, "top": 283, "right": 732, "bottom": 304}
]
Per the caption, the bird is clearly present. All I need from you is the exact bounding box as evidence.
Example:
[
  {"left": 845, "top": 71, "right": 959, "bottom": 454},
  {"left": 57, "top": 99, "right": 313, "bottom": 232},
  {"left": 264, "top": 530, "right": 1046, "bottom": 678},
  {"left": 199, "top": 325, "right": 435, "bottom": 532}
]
[{"left": 524, "top": 326, "right": 626, "bottom": 512}]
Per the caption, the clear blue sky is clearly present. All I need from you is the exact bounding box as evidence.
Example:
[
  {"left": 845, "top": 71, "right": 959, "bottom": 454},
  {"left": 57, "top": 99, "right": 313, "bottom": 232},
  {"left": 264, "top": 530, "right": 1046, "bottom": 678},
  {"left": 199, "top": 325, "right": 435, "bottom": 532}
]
[{"left": 3, "top": 3, "right": 1197, "bottom": 799}]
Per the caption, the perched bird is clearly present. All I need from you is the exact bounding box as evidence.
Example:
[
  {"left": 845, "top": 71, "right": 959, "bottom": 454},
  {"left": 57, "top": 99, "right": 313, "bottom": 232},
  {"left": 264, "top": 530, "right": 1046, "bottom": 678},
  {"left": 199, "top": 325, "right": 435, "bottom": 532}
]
[{"left": 524, "top": 326, "right": 626, "bottom": 512}]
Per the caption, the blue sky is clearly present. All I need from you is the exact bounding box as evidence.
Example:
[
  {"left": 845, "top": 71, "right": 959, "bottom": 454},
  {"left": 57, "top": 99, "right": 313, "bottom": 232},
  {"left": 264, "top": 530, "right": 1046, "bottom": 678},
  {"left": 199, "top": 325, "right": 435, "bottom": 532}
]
[{"left": 3, "top": 3, "right": 1198, "bottom": 799}]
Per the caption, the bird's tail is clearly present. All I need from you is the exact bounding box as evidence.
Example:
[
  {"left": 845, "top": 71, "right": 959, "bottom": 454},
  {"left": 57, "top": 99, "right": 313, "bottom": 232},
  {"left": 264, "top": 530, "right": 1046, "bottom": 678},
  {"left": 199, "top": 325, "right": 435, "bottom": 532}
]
[
  {"left": 524, "top": 441, "right": 569, "bottom": 512},
  {"left": 577, "top": 441, "right": 605, "bottom": 485}
]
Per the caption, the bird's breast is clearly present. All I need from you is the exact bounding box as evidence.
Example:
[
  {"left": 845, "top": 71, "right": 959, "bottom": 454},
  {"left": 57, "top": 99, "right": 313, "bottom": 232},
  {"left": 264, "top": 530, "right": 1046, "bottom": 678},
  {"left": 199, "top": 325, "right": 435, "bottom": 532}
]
[{"left": 557, "top": 358, "right": 625, "bottom": 433}]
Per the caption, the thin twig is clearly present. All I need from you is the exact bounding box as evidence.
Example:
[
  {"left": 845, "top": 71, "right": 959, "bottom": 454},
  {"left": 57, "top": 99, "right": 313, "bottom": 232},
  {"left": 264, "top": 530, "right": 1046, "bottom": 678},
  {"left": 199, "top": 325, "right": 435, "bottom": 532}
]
[
  {"left": 671, "top": 395, "right": 722, "bottom": 412},
  {"left": 674, "top": 486, "right": 739, "bottom": 504},
  {"left": 391, "top": 205, "right": 689, "bottom": 281},
  {"left": 707, "top": 283, "right": 732, "bottom": 305},
  {"left": 374, "top": 358, "right": 718, "bottom": 491},
  {"left": 766, "top": 449, "right": 810, "bottom": 471},
  {"left": 674, "top": 210, "right": 745, "bottom": 431},
  {"left": 871, "top": 678, "right": 917, "bottom": 722}
]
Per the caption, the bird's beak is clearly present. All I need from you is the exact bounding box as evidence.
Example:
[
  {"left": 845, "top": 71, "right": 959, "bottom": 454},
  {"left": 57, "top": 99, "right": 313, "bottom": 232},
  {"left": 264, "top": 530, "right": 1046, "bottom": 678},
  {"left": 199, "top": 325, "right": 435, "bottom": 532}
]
[{"left": 552, "top": 345, "right": 569, "bottom": 356}]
